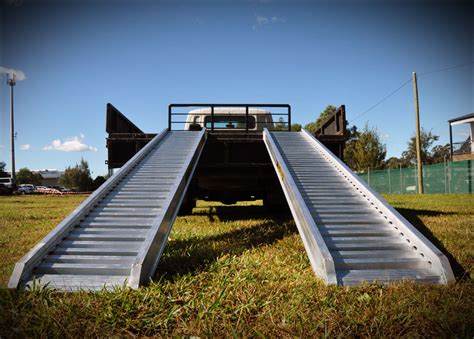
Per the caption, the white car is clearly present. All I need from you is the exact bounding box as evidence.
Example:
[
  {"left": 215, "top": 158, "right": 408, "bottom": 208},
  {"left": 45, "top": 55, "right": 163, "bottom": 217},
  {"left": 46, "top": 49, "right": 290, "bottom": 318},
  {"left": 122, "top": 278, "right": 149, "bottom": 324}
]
[{"left": 17, "top": 184, "right": 36, "bottom": 194}]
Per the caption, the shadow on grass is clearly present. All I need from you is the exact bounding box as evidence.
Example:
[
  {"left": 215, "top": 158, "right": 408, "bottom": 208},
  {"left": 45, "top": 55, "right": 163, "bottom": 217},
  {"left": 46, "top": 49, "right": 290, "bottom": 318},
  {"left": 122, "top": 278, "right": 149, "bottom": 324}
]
[
  {"left": 193, "top": 204, "right": 291, "bottom": 222},
  {"left": 395, "top": 208, "right": 456, "bottom": 217},
  {"left": 396, "top": 207, "right": 469, "bottom": 280},
  {"left": 153, "top": 213, "right": 296, "bottom": 281},
  {"left": 154, "top": 203, "right": 466, "bottom": 283}
]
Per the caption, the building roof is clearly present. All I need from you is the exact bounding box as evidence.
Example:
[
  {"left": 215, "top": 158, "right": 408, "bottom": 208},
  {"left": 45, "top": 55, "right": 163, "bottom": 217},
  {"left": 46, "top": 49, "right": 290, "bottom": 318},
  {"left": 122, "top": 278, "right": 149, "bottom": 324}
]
[
  {"left": 448, "top": 113, "right": 474, "bottom": 124},
  {"left": 33, "top": 169, "right": 63, "bottom": 179}
]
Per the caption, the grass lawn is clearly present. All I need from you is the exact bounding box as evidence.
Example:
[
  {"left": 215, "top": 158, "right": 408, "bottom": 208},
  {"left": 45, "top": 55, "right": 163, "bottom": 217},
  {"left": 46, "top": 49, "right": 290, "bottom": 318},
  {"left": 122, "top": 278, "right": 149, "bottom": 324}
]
[{"left": 0, "top": 194, "right": 473, "bottom": 337}]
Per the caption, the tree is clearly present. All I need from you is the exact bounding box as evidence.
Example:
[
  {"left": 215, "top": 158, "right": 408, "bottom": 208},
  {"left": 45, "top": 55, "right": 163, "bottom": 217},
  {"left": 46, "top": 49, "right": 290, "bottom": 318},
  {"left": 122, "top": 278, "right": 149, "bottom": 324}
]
[
  {"left": 272, "top": 118, "right": 301, "bottom": 131},
  {"left": 290, "top": 123, "right": 302, "bottom": 132},
  {"left": 0, "top": 161, "right": 7, "bottom": 177},
  {"left": 401, "top": 128, "right": 439, "bottom": 165},
  {"left": 384, "top": 157, "right": 403, "bottom": 169},
  {"left": 304, "top": 105, "right": 337, "bottom": 134},
  {"left": 59, "top": 158, "right": 93, "bottom": 191},
  {"left": 16, "top": 168, "right": 43, "bottom": 185},
  {"left": 431, "top": 144, "right": 450, "bottom": 163},
  {"left": 273, "top": 117, "right": 288, "bottom": 131},
  {"left": 346, "top": 125, "right": 360, "bottom": 139},
  {"left": 92, "top": 175, "right": 107, "bottom": 190},
  {"left": 344, "top": 124, "right": 386, "bottom": 172}
]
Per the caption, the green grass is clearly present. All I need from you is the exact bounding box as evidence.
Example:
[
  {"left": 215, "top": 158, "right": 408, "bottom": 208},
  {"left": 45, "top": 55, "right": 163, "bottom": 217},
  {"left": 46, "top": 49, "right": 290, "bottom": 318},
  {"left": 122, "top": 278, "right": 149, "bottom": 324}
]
[
  {"left": 0, "top": 194, "right": 473, "bottom": 337},
  {"left": 0, "top": 195, "right": 88, "bottom": 287}
]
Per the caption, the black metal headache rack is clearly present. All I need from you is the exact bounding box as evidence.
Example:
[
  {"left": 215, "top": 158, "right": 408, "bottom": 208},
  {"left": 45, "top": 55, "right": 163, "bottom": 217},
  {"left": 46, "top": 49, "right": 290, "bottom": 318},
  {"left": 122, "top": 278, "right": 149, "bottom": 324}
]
[{"left": 168, "top": 103, "right": 291, "bottom": 132}]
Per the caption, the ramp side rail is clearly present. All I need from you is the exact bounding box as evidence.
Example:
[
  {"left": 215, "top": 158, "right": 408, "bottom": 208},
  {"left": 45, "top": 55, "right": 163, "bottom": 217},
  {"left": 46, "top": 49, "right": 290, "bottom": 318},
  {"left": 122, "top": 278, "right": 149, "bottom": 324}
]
[
  {"left": 129, "top": 129, "right": 207, "bottom": 287},
  {"left": 300, "top": 128, "right": 455, "bottom": 283},
  {"left": 8, "top": 129, "right": 170, "bottom": 289},
  {"left": 263, "top": 128, "right": 337, "bottom": 284}
]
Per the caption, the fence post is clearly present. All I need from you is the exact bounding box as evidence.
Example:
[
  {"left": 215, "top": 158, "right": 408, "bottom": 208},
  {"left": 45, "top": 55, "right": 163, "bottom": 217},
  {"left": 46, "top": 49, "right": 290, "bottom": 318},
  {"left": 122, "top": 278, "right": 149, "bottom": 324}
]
[
  {"left": 367, "top": 167, "right": 370, "bottom": 186},
  {"left": 399, "top": 163, "right": 403, "bottom": 194},
  {"left": 444, "top": 157, "right": 447, "bottom": 193},
  {"left": 415, "top": 163, "right": 418, "bottom": 194},
  {"left": 448, "top": 161, "right": 451, "bottom": 193},
  {"left": 388, "top": 168, "right": 391, "bottom": 194},
  {"left": 468, "top": 160, "right": 473, "bottom": 194}
]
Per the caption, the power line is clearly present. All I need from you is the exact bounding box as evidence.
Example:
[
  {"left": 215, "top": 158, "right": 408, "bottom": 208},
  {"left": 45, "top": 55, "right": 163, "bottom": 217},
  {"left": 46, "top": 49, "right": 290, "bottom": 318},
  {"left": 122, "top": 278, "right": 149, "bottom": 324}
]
[
  {"left": 349, "top": 78, "right": 412, "bottom": 124},
  {"left": 419, "top": 61, "right": 474, "bottom": 77},
  {"left": 348, "top": 61, "right": 474, "bottom": 126}
]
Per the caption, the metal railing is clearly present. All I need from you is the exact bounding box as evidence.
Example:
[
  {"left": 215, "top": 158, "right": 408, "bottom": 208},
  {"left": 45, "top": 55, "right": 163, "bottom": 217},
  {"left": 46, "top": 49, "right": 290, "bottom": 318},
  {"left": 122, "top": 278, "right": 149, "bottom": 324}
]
[
  {"left": 452, "top": 139, "right": 473, "bottom": 155},
  {"left": 168, "top": 103, "right": 291, "bottom": 132}
]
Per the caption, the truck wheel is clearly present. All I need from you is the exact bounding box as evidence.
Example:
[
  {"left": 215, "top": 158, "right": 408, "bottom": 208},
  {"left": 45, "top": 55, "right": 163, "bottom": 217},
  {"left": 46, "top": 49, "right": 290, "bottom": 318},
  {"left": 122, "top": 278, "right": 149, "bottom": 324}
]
[
  {"left": 263, "top": 197, "right": 290, "bottom": 214},
  {"left": 178, "top": 198, "right": 196, "bottom": 216}
]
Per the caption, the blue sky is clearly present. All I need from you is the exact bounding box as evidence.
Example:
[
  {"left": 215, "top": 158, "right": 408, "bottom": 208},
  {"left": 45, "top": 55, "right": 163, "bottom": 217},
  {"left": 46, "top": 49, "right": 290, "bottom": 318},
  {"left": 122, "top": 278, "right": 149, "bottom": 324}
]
[{"left": 0, "top": 0, "right": 472, "bottom": 176}]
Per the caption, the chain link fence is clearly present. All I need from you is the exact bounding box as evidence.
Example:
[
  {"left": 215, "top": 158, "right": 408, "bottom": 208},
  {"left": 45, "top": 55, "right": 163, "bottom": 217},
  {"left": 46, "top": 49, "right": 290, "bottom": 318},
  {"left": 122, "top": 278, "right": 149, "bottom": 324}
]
[{"left": 358, "top": 160, "right": 473, "bottom": 194}]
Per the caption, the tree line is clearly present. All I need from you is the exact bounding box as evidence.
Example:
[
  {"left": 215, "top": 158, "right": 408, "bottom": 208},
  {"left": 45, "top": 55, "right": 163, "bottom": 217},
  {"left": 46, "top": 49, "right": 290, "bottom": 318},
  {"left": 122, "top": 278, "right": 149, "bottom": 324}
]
[
  {"left": 0, "top": 159, "right": 106, "bottom": 191},
  {"left": 303, "top": 105, "right": 451, "bottom": 172},
  {"left": 58, "top": 159, "right": 106, "bottom": 191},
  {"left": 1, "top": 107, "right": 451, "bottom": 184}
]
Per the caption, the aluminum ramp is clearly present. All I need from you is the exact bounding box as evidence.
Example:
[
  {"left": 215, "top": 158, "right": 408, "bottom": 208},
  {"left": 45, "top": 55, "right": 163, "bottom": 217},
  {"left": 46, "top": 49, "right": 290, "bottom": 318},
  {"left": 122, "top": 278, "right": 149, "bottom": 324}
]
[
  {"left": 9, "top": 129, "right": 206, "bottom": 290},
  {"left": 264, "top": 129, "right": 454, "bottom": 285}
]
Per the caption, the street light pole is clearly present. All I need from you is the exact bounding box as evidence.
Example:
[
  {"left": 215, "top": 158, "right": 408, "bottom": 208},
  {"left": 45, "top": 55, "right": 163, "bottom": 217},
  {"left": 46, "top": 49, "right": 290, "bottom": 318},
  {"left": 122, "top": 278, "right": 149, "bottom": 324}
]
[
  {"left": 8, "top": 75, "right": 16, "bottom": 184},
  {"left": 412, "top": 72, "right": 424, "bottom": 194}
]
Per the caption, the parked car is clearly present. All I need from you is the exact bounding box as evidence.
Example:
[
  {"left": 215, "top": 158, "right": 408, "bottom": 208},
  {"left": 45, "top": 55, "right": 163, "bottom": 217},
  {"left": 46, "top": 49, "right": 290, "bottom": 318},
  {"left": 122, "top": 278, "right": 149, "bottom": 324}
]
[
  {"left": 35, "top": 186, "right": 62, "bottom": 194},
  {"left": 48, "top": 186, "right": 72, "bottom": 192},
  {"left": 0, "top": 177, "right": 15, "bottom": 195},
  {"left": 17, "top": 184, "right": 36, "bottom": 195}
]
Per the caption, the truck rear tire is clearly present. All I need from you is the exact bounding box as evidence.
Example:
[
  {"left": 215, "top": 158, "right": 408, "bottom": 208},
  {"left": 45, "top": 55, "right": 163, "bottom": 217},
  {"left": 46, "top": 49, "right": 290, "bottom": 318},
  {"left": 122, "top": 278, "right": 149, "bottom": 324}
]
[{"left": 178, "top": 197, "right": 196, "bottom": 216}]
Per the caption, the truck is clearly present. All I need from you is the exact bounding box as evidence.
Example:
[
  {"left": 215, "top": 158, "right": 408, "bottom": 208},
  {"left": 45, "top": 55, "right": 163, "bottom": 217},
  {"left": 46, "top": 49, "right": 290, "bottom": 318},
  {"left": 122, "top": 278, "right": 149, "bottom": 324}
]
[
  {"left": 0, "top": 177, "right": 15, "bottom": 195},
  {"left": 105, "top": 103, "right": 347, "bottom": 213}
]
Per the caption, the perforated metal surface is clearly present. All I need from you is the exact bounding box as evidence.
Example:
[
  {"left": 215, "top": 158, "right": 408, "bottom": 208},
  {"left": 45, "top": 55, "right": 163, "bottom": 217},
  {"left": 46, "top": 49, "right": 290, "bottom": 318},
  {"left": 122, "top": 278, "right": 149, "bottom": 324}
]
[
  {"left": 265, "top": 129, "right": 454, "bottom": 285},
  {"left": 11, "top": 130, "right": 206, "bottom": 291}
]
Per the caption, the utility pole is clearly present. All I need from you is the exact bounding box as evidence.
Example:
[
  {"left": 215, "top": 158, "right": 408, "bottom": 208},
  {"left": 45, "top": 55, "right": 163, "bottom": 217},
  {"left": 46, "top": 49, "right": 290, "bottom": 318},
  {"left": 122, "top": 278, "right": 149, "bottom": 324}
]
[
  {"left": 8, "top": 75, "right": 16, "bottom": 185},
  {"left": 412, "top": 72, "right": 424, "bottom": 194}
]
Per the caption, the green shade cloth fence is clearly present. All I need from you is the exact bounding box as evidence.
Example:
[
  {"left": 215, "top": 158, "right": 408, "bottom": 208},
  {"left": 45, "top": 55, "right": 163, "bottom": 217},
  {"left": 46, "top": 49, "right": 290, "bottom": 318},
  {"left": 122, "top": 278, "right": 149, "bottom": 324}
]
[{"left": 358, "top": 160, "right": 473, "bottom": 194}]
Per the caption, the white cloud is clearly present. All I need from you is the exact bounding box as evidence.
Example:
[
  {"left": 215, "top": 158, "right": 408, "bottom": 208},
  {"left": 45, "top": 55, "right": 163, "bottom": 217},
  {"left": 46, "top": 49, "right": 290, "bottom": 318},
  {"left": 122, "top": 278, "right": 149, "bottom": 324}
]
[
  {"left": 253, "top": 14, "right": 285, "bottom": 30},
  {"left": 43, "top": 134, "right": 97, "bottom": 152},
  {"left": 20, "top": 144, "right": 31, "bottom": 150},
  {"left": 256, "top": 16, "right": 269, "bottom": 25},
  {"left": 270, "top": 16, "right": 285, "bottom": 23},
  {"left": 0, "top": 66, "right": 26, "bottom": 81}
]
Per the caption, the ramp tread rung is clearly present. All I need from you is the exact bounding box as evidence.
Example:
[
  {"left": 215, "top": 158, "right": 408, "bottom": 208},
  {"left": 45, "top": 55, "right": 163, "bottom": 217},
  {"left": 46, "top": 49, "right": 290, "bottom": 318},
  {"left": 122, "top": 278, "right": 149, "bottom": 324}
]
[
  {"left": 334, "top": 257, "right": 428, "bottom": 270},
  {"left": 331, "top": 249, "right": 419, "bottom": 258},
  {"left": 52, "top": 248, "right": 139, "bottom": 256},
  {"left": 337, "top": 269, "right": 443, "bottom": 285},
  {"left": 34, "top": 262, "right": 131, "bottom": 276},
  {"left": 26, "top": 274, "right": 130, "bottom": 291},
  {"left": 66, "top": 234, "right": 146, "bottom": 241},
  {"left": 44, "top": 254, "right": 136, "bottom": 264}
]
